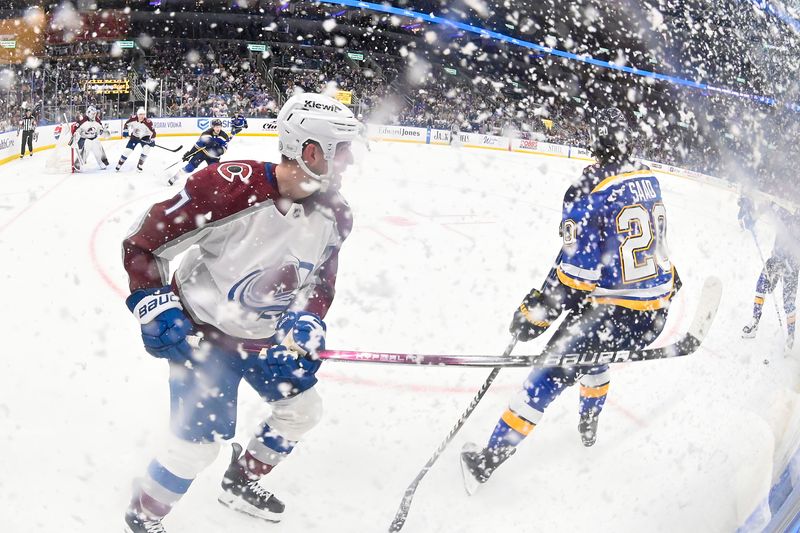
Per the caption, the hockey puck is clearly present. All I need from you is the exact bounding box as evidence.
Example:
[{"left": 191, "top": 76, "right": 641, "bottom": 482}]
[{"left": 763, "top": 359, "right": 770, "bottom": 365}]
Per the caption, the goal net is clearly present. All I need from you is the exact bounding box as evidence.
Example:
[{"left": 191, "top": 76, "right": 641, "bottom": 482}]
[{"left": 44, "top": 123, "right": 74, "bottom": 174}]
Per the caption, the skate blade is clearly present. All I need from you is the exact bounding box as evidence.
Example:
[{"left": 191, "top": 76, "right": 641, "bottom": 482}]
[
  {"left": 217, "top": 492, "right": 283, "bottom": 523},
  {"left": 459, "top": 442, "right": 482, "bottom": 496}
]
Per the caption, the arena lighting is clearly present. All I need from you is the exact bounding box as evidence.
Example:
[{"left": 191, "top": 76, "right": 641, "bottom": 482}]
[{"left": 318, "top": 0, "right": 800, "bottom": 110}]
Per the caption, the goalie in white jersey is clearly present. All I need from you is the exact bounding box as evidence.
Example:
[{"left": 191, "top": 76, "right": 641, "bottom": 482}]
[
  {"left": 121, "top": 93, "right": 360, "bottom": 533},
  {"left": 71, "top": 105, "right": 109, "bottom": 171}
]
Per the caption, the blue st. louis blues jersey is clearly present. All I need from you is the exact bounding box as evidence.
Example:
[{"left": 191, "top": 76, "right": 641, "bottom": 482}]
[{"left": 555, "top": 161, "right": 675, "bottom": 311}]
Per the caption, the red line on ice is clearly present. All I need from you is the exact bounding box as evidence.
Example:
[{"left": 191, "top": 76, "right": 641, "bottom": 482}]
[{"left": 89, "top": 190, "right": 165, "bottom": 298}]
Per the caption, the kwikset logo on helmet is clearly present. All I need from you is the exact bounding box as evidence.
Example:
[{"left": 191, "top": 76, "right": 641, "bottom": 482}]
[{"left": 304, "top": 100, "right": 339, "bottom": 112}]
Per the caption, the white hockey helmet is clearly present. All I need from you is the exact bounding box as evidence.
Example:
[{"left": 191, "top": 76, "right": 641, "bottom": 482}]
[
  {"left": 136, "top": 107, "right": 146, "bottom": 117},
  {"left": 86, "top": 106, "right": 98, "bottom": 119},
  {"left": 277, "top": 92, "right": 360, "bottom": 186}
]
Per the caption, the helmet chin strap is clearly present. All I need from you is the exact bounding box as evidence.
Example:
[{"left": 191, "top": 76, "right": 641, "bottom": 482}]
[{"left": 296, "top": 155, "right": 332, "bottom": 192}]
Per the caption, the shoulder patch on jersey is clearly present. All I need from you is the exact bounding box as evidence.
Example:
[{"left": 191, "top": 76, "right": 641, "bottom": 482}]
[{"left": 217, "top": 162, "right": 253, "bottom": 183}]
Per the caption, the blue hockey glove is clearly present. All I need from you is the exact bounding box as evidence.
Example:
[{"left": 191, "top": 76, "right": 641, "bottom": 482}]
[
  {"left": 122, "top": 130, "right": 129, "bottom": 138},
  {"left": 126, "top": 286, "right": 194, "bottom": 361},
  {"left": 275, "top": 311, "right": 327, "bottom": 357},
  {"left": 738, "top": 196, "right": 755, "bottom": 230},
  {"left": 510, "top": 289, "right": 562, "bottom": 342},
  {"left": 143, "top": 137, "right": 155, "bottom": 147},
  {"left": 262, "top": 345, "right": 321, "bottom": 391}
]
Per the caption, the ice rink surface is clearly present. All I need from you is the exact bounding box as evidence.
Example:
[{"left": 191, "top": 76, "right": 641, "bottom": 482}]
[{"left": 1, "top": 136, "right": 798, "bottom": 532}]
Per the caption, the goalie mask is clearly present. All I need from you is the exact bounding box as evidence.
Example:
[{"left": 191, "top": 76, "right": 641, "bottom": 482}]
[
  {"left": 277, "top": 93, "right": 360, "bottom": 188},
  {"left": 86, "top": 106, "right": 98, "bottom": 120}
]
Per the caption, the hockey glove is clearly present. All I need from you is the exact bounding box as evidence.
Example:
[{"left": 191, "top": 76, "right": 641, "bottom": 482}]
[
  {"left": 275, "top": 311, "right": 327, "bottom": 358},
  {"left": 262, "top": 345, "right": 321, "bottom": 391},
  {"left": 126, "top": 286, "right": 194, "bottom": 361},
  {"left": 122, "top": 130, "right": 129, "bottom": 138},
  {"left": 510, "top": 289, "right": 562, "bottom": 342},
  {"left": 182, "top": 149, "right": 195, "bottom": 161}
]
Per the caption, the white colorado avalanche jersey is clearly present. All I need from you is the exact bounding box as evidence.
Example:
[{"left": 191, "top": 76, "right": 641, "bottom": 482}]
[
  {"left": 123, "top": 116, "right": 157, "bottom": 139},
  {"left": 123, "top": 161, "right": 351, "bottom": 340},
  {"left": 74, "top": 116, "right": 105, "bottom": 140}
]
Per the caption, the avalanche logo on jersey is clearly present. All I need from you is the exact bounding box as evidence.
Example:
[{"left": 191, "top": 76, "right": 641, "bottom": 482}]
[
  {"left": 83, "top": 125, "right": 100, "bottom": 139},
  {"left": 227, "top": 256, "right": 315, "bottom": 320},
  {"left": 217, "top": 162, "right": 253, "bottom": 183}
]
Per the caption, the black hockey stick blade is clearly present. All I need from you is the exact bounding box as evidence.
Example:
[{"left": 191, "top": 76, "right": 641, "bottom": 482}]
[{"left": 154, "top": 142, "right": 183, "bottom": 153}]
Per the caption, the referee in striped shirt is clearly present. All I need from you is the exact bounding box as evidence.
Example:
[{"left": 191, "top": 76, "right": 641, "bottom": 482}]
[{"left": 18, "top": 108, "right": 36, "bottom": 158}]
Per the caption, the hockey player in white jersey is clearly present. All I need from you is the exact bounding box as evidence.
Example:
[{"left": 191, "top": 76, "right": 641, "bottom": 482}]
[
  {"left": 71, "top": 106, "right": 109, "bottom": 171},
  {"left": 116, "top": 107, "right": 157, "bottom": 172},
  {"left": 121, "top": 93, "right": 360, "bottom": 533}
]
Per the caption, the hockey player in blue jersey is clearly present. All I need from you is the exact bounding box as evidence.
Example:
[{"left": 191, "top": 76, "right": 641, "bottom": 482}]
[
  {"left": 461, "top": 108, "right": 680, "bottom": 492},
  {"left": 231, "top": 114, "right": 248, "bottom": 136},
  {"left": 738, "top": 195, "right": 798, "bottom": 351},
  {"left": 168, "top": 118, "right": 231, "bottom": 185}
]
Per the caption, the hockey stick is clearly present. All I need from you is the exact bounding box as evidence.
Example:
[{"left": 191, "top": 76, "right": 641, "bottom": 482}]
[
  {"left": 388, "top": 337, "right": 516, "bottom": 533},
  {"left": 151, "top": 142, "right": 183, "bottom": 153},
  {"left": 384, "top": 276, "right": 720, "bottom": 532},
  {"left": 748, "top": 228, "right": 785, "bottom": 330},
  {"left": 214, "top": 278, "right": 721, "bottom": 369},
  {"left": 164, "top": 146, "right": 200, "bottom": 173},
  {"left": 71, "top": 138, "right": 86, "bottom": 170},
  {"left": 322, "top": 276, "right": 720, "bottom": 368}
]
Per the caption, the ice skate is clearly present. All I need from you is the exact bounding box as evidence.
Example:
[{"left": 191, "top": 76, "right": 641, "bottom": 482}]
[
  {"left": 579, "top": 414, "right": 599, "bottom": 447},
  {"left": 742, "top": 319, "right": 759, "bottom": 339},
  {"left": 460, "top": 442, "right": 515, "bottom": 495},
  {"left": 124, "top": 510, "right": 167, "bottom": 533},
  {"left": 218, "top": 443, "right": 285, "bottom": 522}
]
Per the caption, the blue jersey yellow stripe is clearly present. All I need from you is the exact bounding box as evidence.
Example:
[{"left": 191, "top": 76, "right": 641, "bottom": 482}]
[{"left": 558, "top": 161, "right": 675, "bottom": 310}]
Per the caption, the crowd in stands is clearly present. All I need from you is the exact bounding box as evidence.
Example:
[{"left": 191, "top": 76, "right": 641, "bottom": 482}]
[
  {"left": 141, "top": 42, "right": 278, "bottom": 117},
  {"left": 0, "top": 34, "right": 796, "bottom": 201}
]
